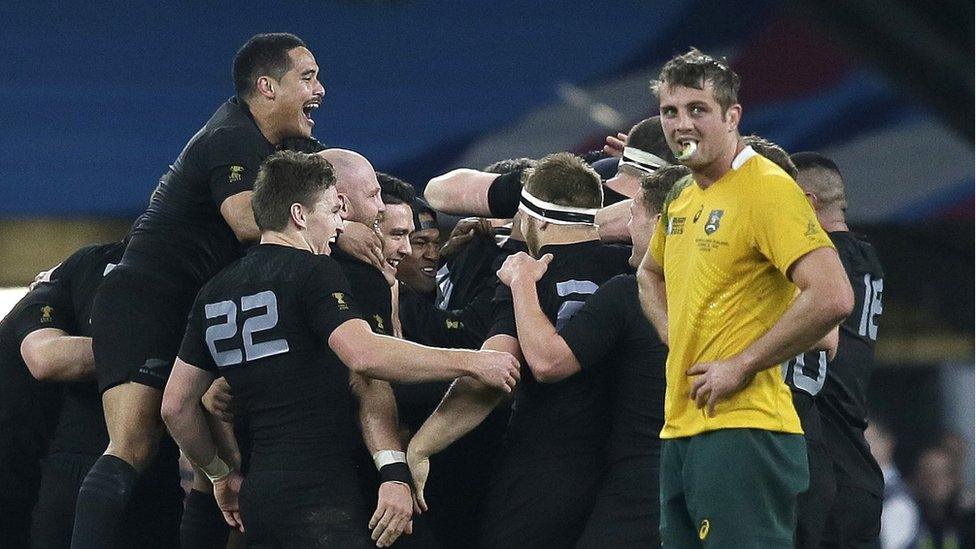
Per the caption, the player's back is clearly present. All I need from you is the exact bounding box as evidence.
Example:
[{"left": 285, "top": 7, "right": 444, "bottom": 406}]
[
  {"left": 820, "top": 231, "right": 884, "bottom": 494},
  {"left": 189, "top": 244, "right": 359, "bottom": 473},
  {"left": 124, "top": 97, "right": 276, "bottom": 288}
]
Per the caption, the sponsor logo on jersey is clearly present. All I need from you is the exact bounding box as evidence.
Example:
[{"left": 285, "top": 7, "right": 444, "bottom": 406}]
[
  {"left": 229, "top": 165, "right": 245, "bottom": 183},
  {"left": 667, "top": 216, "right": 686, "bottom": 235},
  {"left": 332, "top": 292, "right": 349, "bottom": 310},
  {"left": 698, "top": 519, "right": 710, "bottom": 540},
  {"left": 704, "top": 210, "right": 723, "bottom": 235},
  {"left": 693, "top": 204, "right": 704, "bottom": 223},
  {"left": 373, "top": 314, "right": 386, "bottom": 334},
  {"left": 445, "top": 319, "right": 462, "bottom": 330},
  {"left": 40, "top": 305, "right": 54, "bottom": 322}
]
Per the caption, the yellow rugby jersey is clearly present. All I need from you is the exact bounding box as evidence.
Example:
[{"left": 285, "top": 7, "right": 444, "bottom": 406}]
[{"left": 648, "top": 147, "right": 834, "bottom": 438}]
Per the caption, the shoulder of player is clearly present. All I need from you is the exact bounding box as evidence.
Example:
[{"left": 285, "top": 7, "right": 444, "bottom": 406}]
[
  {"left": 661, "top": 173, "right": 695, "bottom": 218},
  {"left": 739, "top": 155, "right": 799, "bottom": 191}
]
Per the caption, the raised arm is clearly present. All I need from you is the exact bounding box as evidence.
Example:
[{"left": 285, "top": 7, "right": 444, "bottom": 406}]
[
  {"left": 595, "top": 199, "right": 633, "bottom": 243},
  {"left": 423, "top": 169, "right": 498, "bottom": 216},
  {"left": 20, "top": 329, "right": 94, "bottom": 382},
  {"left": 499, "top": 253, "right": 581, "bottom": 383},
  {"left": 219, "top": 191, "right": 261, "bottom": 243}
]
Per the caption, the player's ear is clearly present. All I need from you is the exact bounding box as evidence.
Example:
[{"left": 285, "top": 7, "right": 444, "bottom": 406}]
[
  {"left": 257, "top": 76, "right": 276, "bottom": 99},
  {"left": 291, "top": 203, "right": 307, "bottom": 229},
  {"left": 726, "top": 103, "right": 742, "bottom": 132}
]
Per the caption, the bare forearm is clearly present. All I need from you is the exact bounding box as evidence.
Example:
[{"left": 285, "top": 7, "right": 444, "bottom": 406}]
[
  {"left": 167, "top": 404, "right": 220, "bottom": 469},
  {"left": 22, "top": 333, "right": 94, "bottom": 382},
  {"left": 511, "top": 278, "right": 576, "bottom": 381},
  {"left": 354, "top": 333, "right": 474, "bottom": 383},
  {"left": 739, "top": 290, "right": 846, "bottom": 375},
  {"left": 596, "top": 200, "right": 632, "bottom": 243},
  {"left": 408, "top": 376, "right": 503, "bottom": 458},
  {"left": 637, "top": 268, "right": 669, "bottom": 345},
  {"left": 352, "top": 375, "right": 403, "bottom": 453}
]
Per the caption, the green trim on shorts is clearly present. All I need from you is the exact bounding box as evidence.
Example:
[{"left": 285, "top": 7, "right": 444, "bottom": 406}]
[{"left": 660, "top": 428, "right": 809, "bottom": 548}]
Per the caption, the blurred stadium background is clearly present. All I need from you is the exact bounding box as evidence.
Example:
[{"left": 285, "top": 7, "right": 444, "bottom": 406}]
[{"left": 1, "top": 0, "right": 972, "bottom": 519}]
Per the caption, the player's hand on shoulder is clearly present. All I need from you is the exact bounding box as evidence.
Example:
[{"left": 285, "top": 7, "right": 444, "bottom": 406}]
[
  {"left": 370, "top": 481, "right": 414, "bottom": 547},
  {"left": 469, "top": 349, "right": 520, "bottom": 392},
  {"left": 338, "top": 220, "right": 386, "bottom": 270},
  {"left": 202, "top": 376, "right": 236, "bottom": 422},
  {"left": 687, "top": 356, "right": 754, "bottom": 417},
  {"left": 497, "top": 252, "right": 552, "bottom": 287},
  {"left": 213, "top": 470, "right": 245, "bottom": 533}
]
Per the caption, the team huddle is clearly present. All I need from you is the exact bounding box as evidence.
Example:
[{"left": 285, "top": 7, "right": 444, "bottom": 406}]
[{"left": 0, "top": 33, "right": 886, "bottom": 548}]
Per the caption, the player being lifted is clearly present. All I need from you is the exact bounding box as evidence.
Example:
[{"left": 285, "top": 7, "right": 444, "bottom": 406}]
[{"left": 161, "top": 151, "right": 519, "bottom": 548}]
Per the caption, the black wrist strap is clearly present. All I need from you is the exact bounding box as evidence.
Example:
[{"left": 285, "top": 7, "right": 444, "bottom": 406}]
[{"left": 379, "top": 462, "right": 413, "bottom": 486}]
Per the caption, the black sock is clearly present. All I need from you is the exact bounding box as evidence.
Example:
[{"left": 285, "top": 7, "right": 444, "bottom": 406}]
[
  {"left": 70, "top": 454, "right": 138, "bottom": 549},
  {"left": 180, "top": 488, "right": 229, "bottom": 549}
]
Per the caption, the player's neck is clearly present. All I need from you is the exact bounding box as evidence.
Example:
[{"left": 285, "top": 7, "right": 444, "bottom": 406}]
[
  {"left": 818, "top": 210, "right": 849, "bottom": 233},
  {"left": 248, "top": 100, "right": 286, "bottom": 145},
  {"left": 536, "top": 225, "right": 600, "bottom": 252},
  {"left": 693, "top": 137, "right": 744, "bottom": 190},
  {"left": 260, "top": 231, "right": 313, "bottom": 253}
]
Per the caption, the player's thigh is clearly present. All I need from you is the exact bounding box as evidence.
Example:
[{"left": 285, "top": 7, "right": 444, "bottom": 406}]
[
  {"left": 659, "top": 438, "right": 700, "bottom": 549},
  {"left": 101, "top": 382, "right": 166, "bottom": 466},
  {"left": 822, "top": 485, "right": 882, "bottom": 549},
  {"left": 91, "top": 267, "right": 192, "bottom": 394},
  {"left": 576, "top": 456, "right": 660, "bottom": 548},
  {"left": 685, "top": 429, "right": 808, "bottom": 549},
  {"left": 795, "top": 439, "right": 837, "bottom": 549}
]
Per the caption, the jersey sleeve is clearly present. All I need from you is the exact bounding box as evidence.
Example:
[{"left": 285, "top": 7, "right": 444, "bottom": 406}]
[
  {"left": 648, "top": 213, "right": 667, "bottom": 267},
  {"left": 486, "top": 282, "right": 517, "bottom": 338},
  {"left": 751, "top": 175, "right": 835, "bottom": 276},
  {"left": 558, "top": 276, "right": 629, "bottom": 370},
  {"left": 11, "top": 283, "right": 77, "bottom": 343},
  {"left": 303, "top": 257, "right": 364, "bottom": 342},
  {"left": 177, "top": 296, "right": 219, "bottom": 373},
  {"left": 486, "top": 170, "right": 524, "bottom": 218},
  {"left": 205, "top": 126, "right": 269, "bottom": 206}
]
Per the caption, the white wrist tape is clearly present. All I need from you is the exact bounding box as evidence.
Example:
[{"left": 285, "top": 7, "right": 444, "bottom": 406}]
[
  {"left": 372, "top": 450, "right": 406, "bottom": 470},
  {"left": 201, "top": 454, "right": 232, "bottom": 483}
]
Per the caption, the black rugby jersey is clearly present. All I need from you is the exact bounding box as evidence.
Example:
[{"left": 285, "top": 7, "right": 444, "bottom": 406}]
[
  {"left": 178, "top": 245, "right": 362, "bottom": 473},
  {"left": 44, "top": 242, "right": 124, "bottom": 455},
  {"left": 783, "top": 231, "right": 884, "bottom": 495},
  {"left": 0, "top": 284, "right": 69, "bottom": 499},
  {"left": 489, "top": 240, "right": 630, "bottom": 456},
  {"left": 559, "top": 274, "right": 667, "bottom": 463},
  {"left": 820, "top": 231, "right": 885, "bottom": 496},
  {"left": 122, "top": 97, "right": 276, "bottom": 287},
  {"left": 331, "top": 248, "right": 392, "bottom": 336}
]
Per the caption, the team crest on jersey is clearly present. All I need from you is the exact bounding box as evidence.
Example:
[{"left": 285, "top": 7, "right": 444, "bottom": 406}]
[
  {"left": 229, "top": 165, "right": 244, "bottom": 183},
  {"left": 332, "top": 292, "right": 349, "bottom": 310},
  {"left": 704, "top": 210, "right": 724, "bottom": 235},
  {"left": 667, "top": 216, "right": 685, "bottom": 235},
  {"left": 805, "top": 220, "right": 818, "bottom": 236},
  {"left": 40, "top": 305, "right": 54, "bottom": 323}
]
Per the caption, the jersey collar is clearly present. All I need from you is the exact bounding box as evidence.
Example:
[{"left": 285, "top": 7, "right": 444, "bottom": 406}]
[{"left": 731, "top": 145, "right": 758, "bottom": 170}]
